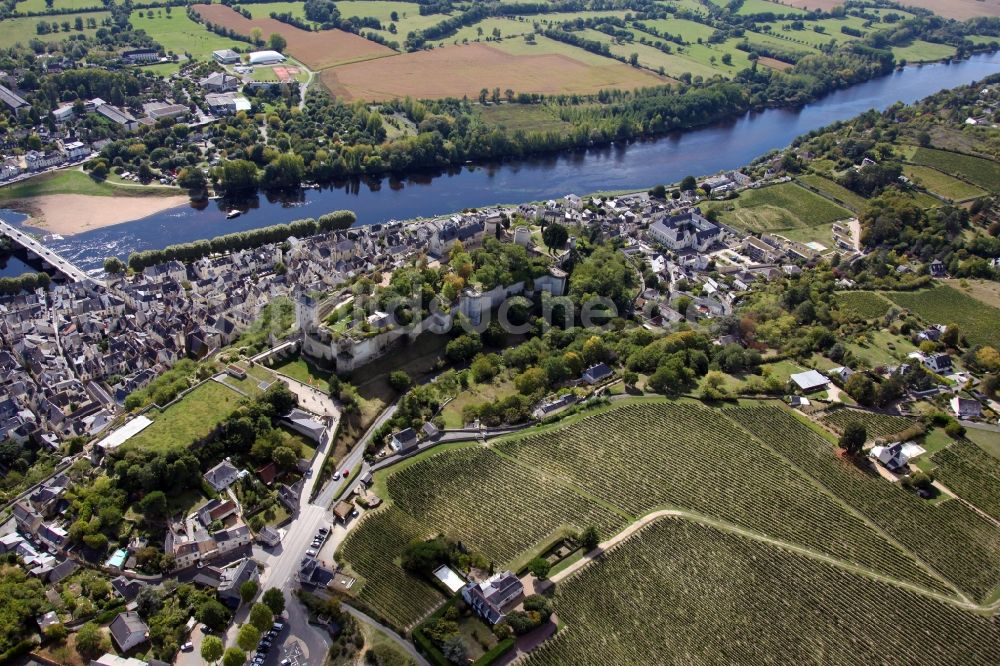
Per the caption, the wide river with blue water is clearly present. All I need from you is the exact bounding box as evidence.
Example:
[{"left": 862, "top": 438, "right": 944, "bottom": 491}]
[{"left": 6, "top": 53, "right": 1000, "bottom": 271}]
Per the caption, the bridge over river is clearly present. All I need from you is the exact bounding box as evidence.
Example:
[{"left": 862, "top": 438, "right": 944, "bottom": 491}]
[{"left": 1, "top": 218, "right": 103, "bottom": 286}]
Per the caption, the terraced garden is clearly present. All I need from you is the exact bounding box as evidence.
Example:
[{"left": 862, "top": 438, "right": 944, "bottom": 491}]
[
  {"left": 887, "top": 285, "right": 1000, "bottom": 348},
  {"left": 820, "top": 406, "right": 918, "bottom": 441},
  {"left": 931, "top": 439, "right": 1000, "bottom": 522},
  {"left": 523, "top": 518, "right": 1000, "bottom": 666},
  {"left": 726, "top": 405, "right": 1000, "bottom": 602}
]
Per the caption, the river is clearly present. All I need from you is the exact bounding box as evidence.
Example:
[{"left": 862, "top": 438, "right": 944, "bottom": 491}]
[{"left": 7, "top": 52, "right": 1000, "bottom": 271}]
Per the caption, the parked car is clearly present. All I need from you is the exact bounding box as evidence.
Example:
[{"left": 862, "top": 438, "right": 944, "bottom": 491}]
[
  {"left": 306, "top": 548, "right": 317, "bottom": 557},
  {"left": 180, "top": 642, "right": 193, "bottom": 652}
]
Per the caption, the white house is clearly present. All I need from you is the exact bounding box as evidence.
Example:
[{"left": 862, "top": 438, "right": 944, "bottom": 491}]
[
  {"left": 109, "top": 612, "right": 149, "bottom": 652},
  {"left": 647, "top": 209, "right": 722, "bottom": 252},
  {"left": 790, "top": 369, "right": 830, "bottom": 393},
  {"left": 390, "top": 428, "right": 418, "bottom": 453},
  {"left": 869, "top": 443, "right": 909, "bottom": 472},
  {"left": 462, "top": 571, "right": 523, "bottom": 624}
]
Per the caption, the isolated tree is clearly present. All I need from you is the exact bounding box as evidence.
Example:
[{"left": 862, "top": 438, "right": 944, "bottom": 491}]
[
  {"left": 249, "top": 603, "right": 274, "bottom": 633},
  {"left": 579, "top": 526, "right": 600, "bottom": 551},
  {"left": 239, "top": 579, "right": 259, "bottom": 604},
  {"left": 839, "top": 421, "right": 867, "bottom": 455},
  {"left": 201, "top": 635, "right": 224, "bottom": 664},
  {"left": 269, "top": 33, "right": 287, "bottom": 52},
  {"left": 262, "top": 587, "right": 286, "bottom": 616},
  {"left": 844, "top": 373, "right": 876, "bottom": 406},
  {"left": 388, "top": 370, "right": 412, "bottom": 393},
  {"left": 75, "top": 622, "right": 104, "bottom": 660},
  {"left": 236, "top": 624, "right": 260, "bottom": 652},
  {"left": 103, "top": 256, "right": 125, "bottom": 274},
  {"left": 679, "top": 175, "right": 697, "bottom": 192},
  {"left": 197, "top": 598, "right": 230, "bottom": 632},
  {"left": 527, "top": 557, "right": 551, "bottom": 579},
  {"left": 223, "top": 647, "right": 247, "bottom": 666},
  {"left": 542, "top": 222, "right": 569, "bottom": 253}
]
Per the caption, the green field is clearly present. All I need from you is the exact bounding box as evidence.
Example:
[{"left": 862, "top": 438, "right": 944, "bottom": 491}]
[
  {"left": 797, "top": 173, "right": 869, "bottom": 211},
  {"left": 478, "top": 103, "right": 573, "bottom": 135},
  {"left": 903, "top": 164, "right": 987, "bottom": 201},
  {"left": 0, "top": 12, "right": 108, "bottom": 48},
  {"left": 892, "top": 40, "right": 957, "bottom": 63},
  {"left": 635, "top": 17, "right": 715, "bottom": 43},
  {"left": 523, "top": 518, "right": 1000, "bottom": 666},
  {"left": 16, "top": 0, "right": 102, "bottom": 11},
  {"left": 577, "top": 28, "right": 721, "bottom": 79},
  {"left": 931, "top": 439, "right": 1000, "bottom": 522},
  {"left": 736, "top": 0, "right": 805, "bottom": 15},
  {"left": 910, "top": 147, "right": 1000, "bottom": 193},
  {"left": 0, "top": 169, "right": 177, "bottom": 202},
  {"left": 888, "top": 285, "right": 1000, "bottom": 348},
  {"left": 718, "top": 181, "right": 851, "bottom": 236},
  {"left": 820, "top": 407, "right": 918, "bottom": 441},
  {"left": 835, "top": 291, "right": 892, "bottom": 320},
  {"left": 243, "top": 1, "right": 309, "bottom": 19},
  {"left": 966, "top": 427, "right": 1000, "bottom": 460},
  {"left": 728, "top": 405, "right": 1000, "bottom": 602},
  {"left": 130, "top": 9, "right": 245, "bottom": 59},
  {"left": 125, "top": 380, "right": 245, "bottom": 453}
]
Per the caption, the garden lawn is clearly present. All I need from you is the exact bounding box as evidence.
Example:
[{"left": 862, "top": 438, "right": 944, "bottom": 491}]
[
  {"left": 271, "top": 355, "right": 333, "bottom": 392},
  {"left": 125, "top": 381, "right": 245, "bottom": 453},
  {"left": 835, "top": 291, "right": 892, "bottom": 320},
  {"left": 888, "top": 285, "right": 1000, "bottom": 348},
  {"left": 797, "top": 174, "right": 869, "bottom": 211}
]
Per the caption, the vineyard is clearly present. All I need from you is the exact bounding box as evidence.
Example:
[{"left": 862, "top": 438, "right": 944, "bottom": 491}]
[
  {"left": 494, "top": 402, "right": 943, "bottom": 590},
  {"left": 887, "top": 285, "right": 1000, "bottom": 348},
  {"left": 931, "top": 439, "right": 1000, "bottom": 522},
  {"left": 820, "top": 406, "right": 918, "bottom": 441},
  {"left": 834, "top": 291, "right": 892, "bottom": 320},
  {"left": 339, "top": 507, "right": 446, "bottom": 627},
  {"left": 523, "top": 518, "right": 1000, "bottom": 666},
  {"left": 384, "top": 447, "right": 623, "bottom": 563},
  {"left": 340, "top": 447, "right": 622, "bottom": 627},
  {"left": 725, "top": 405, "right": 1000, "bottom": 602}
]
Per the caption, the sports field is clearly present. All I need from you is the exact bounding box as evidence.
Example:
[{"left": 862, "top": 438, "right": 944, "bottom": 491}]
[
  {"left": 192, "top": 3, "right": 394, "bottom": 70},
  {"left": 320, "top": 40, "right": 667, "bottom": 101}
]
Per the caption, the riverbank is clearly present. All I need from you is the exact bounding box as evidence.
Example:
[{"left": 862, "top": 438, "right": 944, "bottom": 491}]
[{"left": 9, "top": 192, "right": 191, "bottom": 235}]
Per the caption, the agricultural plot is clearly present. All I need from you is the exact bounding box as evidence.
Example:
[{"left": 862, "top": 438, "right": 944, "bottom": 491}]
[
  {"left": 386, "top": 447, "right": 623, "bottom": 564},
  {"left": 0, "top": 12, "right": 108, "bottom": 48},
  {"left": 719, "top": 182, "right": 851, "bottom": 236},
  {"left": 634, "top": 17, "right": 716, "bottom": 43},
  {"left": 16, "top": 0, "right": 101, "bottom": 11},
  {"left": 902, "top": 164, "right": 986, "bottom": 202},
  {"left": 726, "top": 405, "right": 1000, "bottom": 602},
  {"left": 910, "top": 147, "right": 1000, "bottom": 193},
  {"left": 130, "top": 10, "right": 245, "bottom": 60},
  {"left": 495, "top": 402, "right": 945, "bottom": 590},
  {"left": 124, "top": 380, "right": 244, "bottom": 453},
  {"left": 894, "top": 0, "right": 1000, "bottom": 20},
  {"left": 887, "top": 285, "right": 1000, "bottom": 348},
  {"left": 340, "top": 507, "right": 446, "bottom": 627},
  {"left": 892, "top": 39, "right": 957, "bottom": 63},
  {"left": 820, "top": 406, "right": 918, "bottom": 441},
  {"left": 834, "top": 291, "right": 891, "bottom": 320},
  {"left": 931, "top": 439, "right": 1000, "bottom": 522},
  {"left": 524, "top": 518, "right": 1000, "bottom": 666},
  {"left": 798, "top": 174, "right": 869, "bottom": 210},
  {"left": 320, "top": 40, "right": 667, "bottom": 101},
  {"left": 192, "top": 3, "right": 394, "bottom": 70},
  {"left": 736, "top": 0, "right": 806, "bottom": 15},
  {"left": 576, "top": 28, "right": 721, "bottom": 79}
]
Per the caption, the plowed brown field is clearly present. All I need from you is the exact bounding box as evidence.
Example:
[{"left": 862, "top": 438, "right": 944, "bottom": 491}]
[
  {"left": 320, "top": 42, "right": 667, "bottom": 101},
  {"left": 192, "top": 4, "right": 394, "bottom": 70}
]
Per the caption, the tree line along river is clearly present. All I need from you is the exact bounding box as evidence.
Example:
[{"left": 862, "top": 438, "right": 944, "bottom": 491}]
[{"left": 5, "top": 52, "right": 1000, "bottom": 272}]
